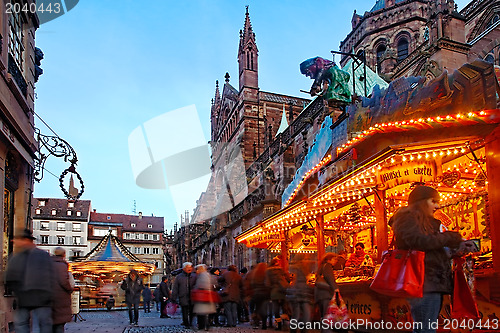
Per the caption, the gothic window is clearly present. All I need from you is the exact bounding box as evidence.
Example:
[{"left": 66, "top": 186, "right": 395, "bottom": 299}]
[
  {"left": 376, "top": 44, "right": 386, "bottom": 72},
  {"left": 487, "top": 14, "right": 500, "bottom": 29},
  {"left": 397, "top": 38, "right": 409, "bottom": 62},
  {"left": 246, "top": 51, "right": 250, "bottom": 70},
  {"left": 485, "top": 53, "right": 494, "bottom": 63}
]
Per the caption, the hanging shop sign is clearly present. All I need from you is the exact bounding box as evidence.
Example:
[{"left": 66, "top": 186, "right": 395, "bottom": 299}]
[
  {"left": 245, "top": 231, "right": 284, "bottom": 247},
  {"left": 376, "top": 159, "right": 441, "bottom": 190}
]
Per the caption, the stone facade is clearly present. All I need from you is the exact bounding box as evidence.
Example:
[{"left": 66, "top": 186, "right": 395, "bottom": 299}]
[{"left": 0, "top": 1, "right": 40, "bottom": 330}]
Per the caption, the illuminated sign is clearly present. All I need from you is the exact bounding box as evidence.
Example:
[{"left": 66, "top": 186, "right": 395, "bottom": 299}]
[
  {"left": 376, "top": 160, "right": 441, "bottom": 190},
  {"left": 246, "top": 232, "right": 283, "bottom": 247}
]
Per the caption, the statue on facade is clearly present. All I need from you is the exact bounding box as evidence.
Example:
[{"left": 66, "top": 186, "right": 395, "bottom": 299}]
[{"left": 300, "top": 56, "right": 351, "bottom": 103}]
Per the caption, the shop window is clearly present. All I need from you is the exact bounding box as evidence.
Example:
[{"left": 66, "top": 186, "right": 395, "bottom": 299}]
[{"left": 397, "top": 38, "right": 409, "bottom": 62}]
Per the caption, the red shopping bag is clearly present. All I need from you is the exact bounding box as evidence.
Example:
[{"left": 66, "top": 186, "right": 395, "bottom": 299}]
[
  {"left": 324, "top": 291, "right": 349, "bottom": 325},
  {"left": 370, "top": 249, "right": 425, "bottom": 298},
  {"left": 163, "top": 302, "right": 178, "bottom": 316},
  {"left": 451, "top": 258, "right": 479, "bottom": 319}
]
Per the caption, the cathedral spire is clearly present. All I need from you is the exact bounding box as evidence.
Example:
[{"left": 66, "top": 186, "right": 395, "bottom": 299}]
[
  {"left": 238, "top": 6, "right": 259, "bottom": 92},
  {"left": 214, "top": 80, "right": 220, "bottom": 103}
]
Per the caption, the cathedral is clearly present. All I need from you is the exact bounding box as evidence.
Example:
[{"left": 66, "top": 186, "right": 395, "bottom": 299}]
[{"left": 174, "top": 0, "right": 500, "bottom": 270}]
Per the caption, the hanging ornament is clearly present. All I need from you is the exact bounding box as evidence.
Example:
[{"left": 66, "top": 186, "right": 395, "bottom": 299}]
[{"left": 441, "top": 170, "right": 461, "bottom": 187}]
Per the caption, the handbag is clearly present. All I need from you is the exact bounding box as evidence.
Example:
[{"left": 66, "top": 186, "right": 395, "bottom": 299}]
[
  {"left": 163, "top": 302, "right": 178, "bottom": 316},
  {"left": 451, "top": 257, "right": 479, "bottom": 319},
  {"left": 324, "top": 291, "right": 349, "bottom": 325},
  {"left": 370, "top": 249, "right": 425, "bottom": 298},
  {"left": 191, "top": 289, "right": 220, "bottom": 303}
]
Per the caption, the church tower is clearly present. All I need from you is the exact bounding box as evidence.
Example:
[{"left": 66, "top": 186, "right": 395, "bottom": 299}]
[{"left": 238, "top": 6, "right": 259, "bottom": 98}]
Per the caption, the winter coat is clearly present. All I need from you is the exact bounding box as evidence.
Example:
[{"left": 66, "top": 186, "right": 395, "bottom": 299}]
[
  {"left": 314, "top": 262, "right": 338, "bottom": 302},
  {"left": 172, "top": 271, "right": 197, "bottom": 306},
  {"left": 265, "top": 266, "right": 289, "bottom": 301},
  {"left": 51, "top": 256, "right": 73, "bottom": 324},
  {"left": 159, "top": 280, "right": 170, "bottom": 301},
  {"left": 153, "top": 286, "right": 161, "bottom": 302},
  {"left": 193, "top": 271, "right": 216, "bottom": 315},
  {"left": 288, "top": 264, "right": 313, "bottom": 304},
  {"left": 142, "top": 287, "right": 152, "bottom": 302},
  {"left": 391, "top": 208, "right": 463, "bottom": 294},
  {"left": 219, "top": 270, "right": 242, "bottom": 303},
  {"left": 121, "top": 275, "right": 144, "bottom": 305},
  {"left": 5, "top": 246, "right": 53, "bottom": 308}
]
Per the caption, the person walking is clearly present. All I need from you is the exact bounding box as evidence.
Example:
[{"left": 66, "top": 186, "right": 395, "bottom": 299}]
[
  {"left": 159, "top": 275, "right": 171, "bottom": 318},
  {"left": 142, "top": 285, "right": 152, "bottom": 313},
  {"left": 265, "top": 258, "right": 290, "bottom": 330},
  {"left": 288, "top": 256, "right": 314, "bottom": 333},
  {"left": 172, "top": 262, "right": 196, "bottom": 328},
  {"left": 391, "top": 185, "right": 463, "bottom": 333},
  {"left": 219, "top": 264, "right": 243, "bottom": 327},
  {"left": 315, "top": 253, "right": 340, "bottom": 331},
  {"left": 121, "top": 269, "right": 144, "bottom": 326},
  {"left": 193, "top": 264, "right": 216, "bottom": 331},
  {"left": 51, "top": 247, "right": 74, "bottom": 333},
  {"left": 249, "top": 262, "right": 270, "bottom": 329},
  {"left": 5, "top": 228, "right": 54, "bottom": 333}
]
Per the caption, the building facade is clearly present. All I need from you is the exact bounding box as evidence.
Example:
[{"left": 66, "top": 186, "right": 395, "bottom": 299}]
[
  {"left": 90, "top": 211, "right": 165, "bottom": 285},
  {"left": 0, "top": 1, "right": 41, "bottom": 330},
  {"left": 32, "top": 198, "right": 91, "bottom": 260}
]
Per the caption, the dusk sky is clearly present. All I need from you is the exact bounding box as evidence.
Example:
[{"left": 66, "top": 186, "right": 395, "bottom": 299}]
[{"left": 33, "top": 0, "right": 471, "bottom": 230}]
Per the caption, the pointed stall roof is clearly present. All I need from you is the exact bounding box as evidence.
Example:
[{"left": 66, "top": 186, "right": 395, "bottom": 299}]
[{"left": 70, "top": 231, "right": 155, "bottom": 276}]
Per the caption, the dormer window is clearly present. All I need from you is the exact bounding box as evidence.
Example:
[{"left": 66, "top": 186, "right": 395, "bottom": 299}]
[
  {"left": 68, "top": 202, "right": 74, "bottom": 208},
  {"left": 67, "top": 210, "right": 72, "bottom": 216},
  {"left": 107, "top": 216, "right": 111, "bottom": 220},
  {"left": 35, "top": 209, "right": 41, "bottom": 215},
  {"left": 148, "top": 224, "right": 152, "bottom": 228},
  {"left": 51, "top": 209, "right": 57, "bottom": 215},
  {"left": 76, "top": 211, "right": 81, "bottom": 217},
  {"left": 39, "top": 201, "right": 46, "bottom": 207},
  {"left": 131, "top": 223, "right": 136, "bottom": 228}
]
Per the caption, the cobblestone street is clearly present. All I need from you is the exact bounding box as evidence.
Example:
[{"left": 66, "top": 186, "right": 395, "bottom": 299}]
[{"left": 65, "top": 309, "right": 257, "bottom": 333}]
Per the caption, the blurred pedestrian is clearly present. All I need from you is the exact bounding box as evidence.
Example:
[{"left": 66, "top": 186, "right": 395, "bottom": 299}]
[
  {"left": 315, "top": 253, "right": 340, "bottom": 333},
  {"left": 172, "top": 262, "right": 196, "bottom": 328},
  {"left": 239, "top": 267, "right": 250, "bottom": 323},
  {"left": 159, "top": 275, "right": 171, "bottom": 318},
  {"left": 142, "top": 285, "right": 152, "bottom": 313},
  {"left": 193, "top": 264, "right": 216, "bottom": 331},
  {"left": 51, "top": 247, "right": 74, "bottom": 333},
  {"left": 121, "top": 269, "right": 144, "bottom": 326},
  {"left": 106, "top": 295, "right": 115, "bottom": 311},
  {"left": 209, "top": 267, "right": 221, "bottom": 326},
  {"left": 266, "top": 258, "right": 290, "bottom": 330},
  {"left": 5, "top": 228, "right": 54, "bottom": 333},
  {"left": 288, "top": 256, "right": 314, "bottom": 333},
  {"left": 391, "top": 185, "right": 463, "bottom": 333},
  {"left": 219, "top": 264, "right": 242, "bottom": 327},
  {"left": 249, "top": 262, "right": 270, "bottom": 329},
  {"left": 153, "top": 286, "right": 161, "bottom": 312}
]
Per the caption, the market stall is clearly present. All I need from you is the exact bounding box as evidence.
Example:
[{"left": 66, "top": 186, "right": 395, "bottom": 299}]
[{"left": 236, "top": 60, "right": 500, "bottom": 330}]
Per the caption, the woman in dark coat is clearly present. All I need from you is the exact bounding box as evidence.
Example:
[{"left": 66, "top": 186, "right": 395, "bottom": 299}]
[
  {"left": 249, "top": 263, "right": 270, "bottom": 329},
  {"left": 314, "top": 253, "right": 339, "bottom": 319},
  {"left": 391, "top": 186, "right": 463, "bottom": 333},
  {"left": 52, "top": 247, "right": 74, "bottom": 333},
  {"left": 121, "top": 269, "right": 144, "bottom": 326},
  {"left": 265, "top": 258, "right": 290, "bottom": 330}
]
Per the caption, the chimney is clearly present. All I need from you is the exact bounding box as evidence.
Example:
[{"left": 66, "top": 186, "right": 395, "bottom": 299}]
[
  {"left": 139, "top": 212, "right": 142, "bottom": 219},
  {"left": 93, "top": 209, "right": 96, "bottom": 212}
]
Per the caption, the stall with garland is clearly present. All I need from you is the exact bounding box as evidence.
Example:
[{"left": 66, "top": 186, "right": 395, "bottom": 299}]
[{"left": 236, "top": 60, "right": 500, "bottom": 330}]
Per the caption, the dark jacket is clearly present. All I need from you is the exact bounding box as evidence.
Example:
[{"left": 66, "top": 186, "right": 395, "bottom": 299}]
[
  {"left": 219, "top": 270, "right": 243, "bottom": 303},
  {"left": 142, "top": 286, "right": 152, "bottom": 302},
  {"left": 265, "top": 266, "right": 289, "bottom": 301},
  {"left": 159, "top": 280, "right": 171, "bottom": 300},
  {"left": 288, "top": 264, "right": 314, "bottom": 304},
  {"left": 391, "top": 208, "right": 462, "bottom": 294},
  {"left": 172, "top": 271, "right": 196, "bottom": 306},
  {"left": 153, "top": 286, "right": 161, "bottom": 302},
  {"left": 52, "top": 256, "right": 73, "bottom": 324},
  {"left": 5, "top": 246, "right": 53, "bottom": 308},
  {"left": 314, "top": 262, "right": 338, "bottom": 302},
  {"left": 121, "top": 275, "right": 144, "bottom": 305}
]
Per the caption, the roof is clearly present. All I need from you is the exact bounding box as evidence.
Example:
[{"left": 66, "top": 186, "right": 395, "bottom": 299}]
[
  {"left": 341, "top": 58, "right": 389, "bottom": 97},
  {"left": 32, "top": 198, "right": 91, "bottom": 221},
  {"left": 369, "top": 0, "right": 406, "bottom": 12},
  {"left": 90, "top": 212, "right": 164, "bottom": 232}
]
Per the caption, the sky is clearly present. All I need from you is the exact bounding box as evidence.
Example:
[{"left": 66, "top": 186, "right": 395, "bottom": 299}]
[{"left": 33, "top": 0, "right": 471, "bottom": 231}]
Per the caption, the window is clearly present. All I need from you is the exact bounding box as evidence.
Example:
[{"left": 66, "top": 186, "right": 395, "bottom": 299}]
[
  {"left": 41, "top": 235, "right": 49, "bottom": 244},
  {"left": 73, "top": 251, "right": 81, "bottom": 258},
  {"left": 152, "top": 248, "right": 160, "bottom": 255},
  {"left": 39, "top": 201, "right": 45, "bottom": 207},
  {"left": 131, "top": 223, "right": 136, "bottom": 228},
  {"left": 397, "top": 38, "right": 409, "bottom": 62},
  {"left": 144, "top": 234, "right": 149, "bottom": 240},
  {"left": 35, "top": 209, "right": 41, "bottom": 215},
  {"left": 67, "top": 210, "right": 72, "bottom": 216},
  {"left": 51, "top": 209, "right": 57, "bottom": 216},
  {"left": 73, "top": 236, "right": 81, "bottom": 245},
  {"left": 148, "top": 224, "right": 152, "bottom": 228},
  {"left": 76, "top": 211, "right": 82, "bottom": 217},
  {"left": 8, "top": 11, "right": 24, "bottom": 70},
  {"left": 152, "top": 234, "right": 158, "bottom": 241},
  {"left": 144, "top": 248, "right": 150, "bottom": 254},
  {"left": 376, "top": 44, "right": 386, "bottom": 72},
  {"left": 94, "top": 228, "right": 116, "bottom": 237},
  {"left": 40, "top": 221, "right": 50, "bottom": 231},
  {"left": 134, "top": 247, "right": 141, "bottom": 254},
  {"left": 485, "top": 54, "right": 494, "bottom": 63},
  {"left": 72, "top": 223, "right": 81, "bottom": 232},
  {"left": 68, "top": 202, "right": 74, "bottom": 208},
  {"left": 57, "top": 222, "right": 65, "bottom": 231},
  {"left": 57, "top": 236, "right": 65, "bottom": 245},
  {"left": 135, "top": 234, "right": 140, "bottom": 240}
]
